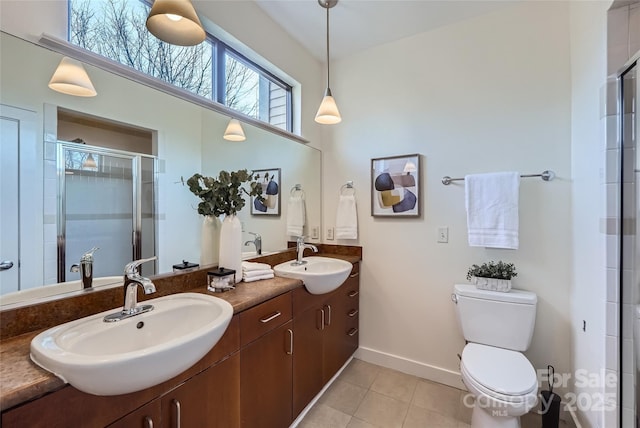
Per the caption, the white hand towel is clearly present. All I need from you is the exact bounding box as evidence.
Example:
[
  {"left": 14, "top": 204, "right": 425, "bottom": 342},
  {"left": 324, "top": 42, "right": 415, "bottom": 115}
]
[
  {"left": 287, "top": 194, "right": 306, "bottom": 237},
  {"left": 335, "top": 194, "right": 358, "bottom": 239},
  {"left": 243, "top": 273, "right": 275, "bottom": 282},
  {"left": 242, "top": 261, "right": 272, "bottom": 272},
  {"left": 465, "top": 172, "right": 520, "bottom": 249},
  {"left": 243, "top": 269, "right": 274, "bottom": 278}
]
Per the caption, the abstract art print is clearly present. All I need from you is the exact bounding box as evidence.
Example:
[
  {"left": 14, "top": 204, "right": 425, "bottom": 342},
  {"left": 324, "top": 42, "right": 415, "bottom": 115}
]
[
  {"left": 251, "top": 168, "right": 281, "bottom": 216},
  {"left": 371, "top": 154, "right": 420, "bottom": 217}
]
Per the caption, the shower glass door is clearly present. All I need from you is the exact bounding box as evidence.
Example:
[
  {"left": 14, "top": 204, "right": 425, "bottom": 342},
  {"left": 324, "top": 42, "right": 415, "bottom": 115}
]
[{"left": 58, "top": 143, "right": 156, "bottom": 282}]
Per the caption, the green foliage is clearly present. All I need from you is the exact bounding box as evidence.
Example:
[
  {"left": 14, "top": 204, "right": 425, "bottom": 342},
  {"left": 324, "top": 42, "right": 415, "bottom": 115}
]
[
  {"left": 187, "top": 170, "right": 263, "bottom": 217},
  {"left": 466, "top": 261, "right": 517, "bottom": 281}
]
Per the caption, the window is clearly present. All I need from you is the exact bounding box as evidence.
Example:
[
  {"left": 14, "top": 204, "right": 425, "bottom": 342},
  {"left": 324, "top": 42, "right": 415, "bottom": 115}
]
[{"left": 68, "top": 0, "right": 292, "bottom": 131}]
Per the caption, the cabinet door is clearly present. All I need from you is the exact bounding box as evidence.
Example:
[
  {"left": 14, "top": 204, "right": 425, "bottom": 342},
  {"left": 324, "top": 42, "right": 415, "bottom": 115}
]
[
  {"left": 293, "top": 307, "right": 324, "bottom": 417},
  {"left": 241, "top": 320, "right": 293, "bottom": 428},
  {"left": 162, "top": 353, "right": 240, "bottom": 428},
  {"left": 107, "top": 399, "right": 161, "bottom": 428}
]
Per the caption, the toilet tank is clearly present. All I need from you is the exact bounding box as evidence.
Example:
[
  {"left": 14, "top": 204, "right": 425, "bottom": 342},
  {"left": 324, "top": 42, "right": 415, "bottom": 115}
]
[{"left": 453, "top": 283, "right": 537, "bottom": 351}]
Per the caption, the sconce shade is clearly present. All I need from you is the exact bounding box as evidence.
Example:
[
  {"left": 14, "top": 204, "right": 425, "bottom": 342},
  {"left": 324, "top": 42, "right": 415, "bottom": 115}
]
[
  {"left": 315, "top": 88, "right": 342, "bottom": 124},
  {"left": 48, "top": 57, "right": 97, "bottom": 97},
  {"left": 223, "top": 119, "right": 246, "bottom": 141},
  {"left": 146, "top": 0, "right": 205, "bottom": 46}
]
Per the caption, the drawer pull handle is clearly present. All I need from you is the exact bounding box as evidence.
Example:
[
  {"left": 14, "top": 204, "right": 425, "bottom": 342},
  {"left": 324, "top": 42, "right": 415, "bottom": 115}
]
[
  {"left": 260, "top": 311, "right": 282, "bottom": 323},
  {"left": 172, "top": 399, "right": 181, "bottom": 428},
  {"left": 319, "top": 308, "right": 325, "bottom": 331},
  {"left": 324, "top": 304, "right": 331, "bottom": 326},
  {"left": 348, "top": 328, "right": 359, "bottom": 337},
  {"left": 348, "top": 309, "right": 359, "bottom": 317},
  {"left": 144, "top": 416, "right": 154, "bottom": 428},
  {"left": 348, "top": 290, "right": 359, "bottom": 298},
  {"left": 349, "top": 272, "right": 359, "bottom": 278},
  {"left": 286, "top": 329, "right": 293, "bottom": 355}
]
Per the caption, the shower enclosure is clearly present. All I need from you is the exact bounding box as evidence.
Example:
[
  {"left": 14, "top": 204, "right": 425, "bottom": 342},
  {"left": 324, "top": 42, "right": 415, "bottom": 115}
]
[
  {"left": 620, "top": 61, "right": 640, "bottom": 426},
  {"left": 57, "top": 142, "right": 156, "bottom": 282}
]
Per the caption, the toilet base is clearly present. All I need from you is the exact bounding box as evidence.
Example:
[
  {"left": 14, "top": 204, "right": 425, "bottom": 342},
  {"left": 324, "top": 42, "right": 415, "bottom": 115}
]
[{"left": 471, "top": 405, "right": 521, "bottom": 428}]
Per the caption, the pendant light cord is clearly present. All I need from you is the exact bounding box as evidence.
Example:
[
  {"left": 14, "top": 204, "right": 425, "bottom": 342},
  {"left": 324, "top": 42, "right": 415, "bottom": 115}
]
[{"left": 326, "top": 3, "right": 330, "bottom": 89}]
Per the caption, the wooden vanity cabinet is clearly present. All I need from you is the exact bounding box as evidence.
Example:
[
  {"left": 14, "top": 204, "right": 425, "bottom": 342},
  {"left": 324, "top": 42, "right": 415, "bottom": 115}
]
[
  {"left": 239, "top": 292, "right": 293, "bottom": 428},
  {"left": 292, "top": 262, "right": 360, "bottom": 417}
]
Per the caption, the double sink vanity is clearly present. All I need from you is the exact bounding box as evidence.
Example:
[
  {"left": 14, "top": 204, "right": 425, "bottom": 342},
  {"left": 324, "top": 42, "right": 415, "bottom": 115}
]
[{"left": 0, "top": 245, "right": 361, "bottom": 428}]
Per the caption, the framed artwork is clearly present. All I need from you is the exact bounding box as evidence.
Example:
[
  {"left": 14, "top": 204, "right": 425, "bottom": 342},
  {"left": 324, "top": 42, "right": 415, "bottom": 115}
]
[
  {"left": 251, "top": 168, "right": 281, "bottom": 216},
  {"left": 371, "top": 154, "right": 420, "bottom": 217}
]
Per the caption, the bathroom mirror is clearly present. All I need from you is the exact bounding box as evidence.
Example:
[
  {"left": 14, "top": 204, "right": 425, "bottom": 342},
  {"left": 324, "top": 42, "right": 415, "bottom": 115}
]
[{"left": 0, "top": 32, "right": 321, "bottom": 307}]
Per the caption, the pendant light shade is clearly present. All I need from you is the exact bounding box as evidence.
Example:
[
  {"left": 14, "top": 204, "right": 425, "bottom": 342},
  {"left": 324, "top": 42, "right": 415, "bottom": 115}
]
[
  {"left": 315, "top": 0, "right": 341, "bottom": 125},
  {"left": 48, "top": 57, "right": 97, "bottom": 97},
  {"left": 82, "top": 153, "right": 97, "bottom": 169},
  {"left": 223, "top": 119, "right": 246, "bottom": 142},
  {"left": 315, "top": 88, "right": 341, "bottom": 125},
  {"left": 146, "top": 0, "right": 205, "bottom": 46}
]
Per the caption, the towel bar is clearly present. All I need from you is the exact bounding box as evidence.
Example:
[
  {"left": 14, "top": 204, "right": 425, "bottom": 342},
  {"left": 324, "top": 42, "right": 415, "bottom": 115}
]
[{"left": 441, "top": 170, "right": 555, "bottom": 185}]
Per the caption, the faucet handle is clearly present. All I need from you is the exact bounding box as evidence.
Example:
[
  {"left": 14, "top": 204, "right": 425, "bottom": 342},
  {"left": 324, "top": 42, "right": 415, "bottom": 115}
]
[
  {"left": 296, "top": 236, "right": 305, "bottom": 244},
  {"left": 80, "top": 247, "right": 100, "bottom": 262},
  {"left": 249, "top": 232, "right": 261, "bottom": 239},
  {"left": 124, "top": 256, "right": 157, "bottom": 275}
]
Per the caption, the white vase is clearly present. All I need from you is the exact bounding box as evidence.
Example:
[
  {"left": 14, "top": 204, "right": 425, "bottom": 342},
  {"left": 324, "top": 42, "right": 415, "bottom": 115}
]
[
  {"left": 218, "top": 214, "right": 242, "bottom": 283},
  {"left": 200, "top": 215, "right": 221, "bottom": 267}
]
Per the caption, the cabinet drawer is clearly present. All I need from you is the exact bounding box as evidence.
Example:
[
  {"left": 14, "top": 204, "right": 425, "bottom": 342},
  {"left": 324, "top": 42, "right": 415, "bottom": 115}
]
[{"left": 240, "top": 292, "right": 292, "bottom": 347}]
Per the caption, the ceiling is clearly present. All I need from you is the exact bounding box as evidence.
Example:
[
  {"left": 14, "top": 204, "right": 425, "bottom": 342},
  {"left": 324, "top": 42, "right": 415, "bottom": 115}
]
[{"left": 253, "top": 0, "right": 516, "bottom": 61}]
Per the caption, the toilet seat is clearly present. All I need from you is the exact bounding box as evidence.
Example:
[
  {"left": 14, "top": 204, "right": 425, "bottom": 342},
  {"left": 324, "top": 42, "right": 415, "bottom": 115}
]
[{"left": 461, "top": 343, "right": 537, "bottom": 400}]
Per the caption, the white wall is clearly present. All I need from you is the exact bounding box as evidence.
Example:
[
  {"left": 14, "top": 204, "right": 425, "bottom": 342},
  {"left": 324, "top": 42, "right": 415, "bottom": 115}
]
[
  {"left": 569, "top": 2, "right": 611, "bottom": 427},
  {"left": 324, "top": 1, "right": 574, "bottom": 394}
]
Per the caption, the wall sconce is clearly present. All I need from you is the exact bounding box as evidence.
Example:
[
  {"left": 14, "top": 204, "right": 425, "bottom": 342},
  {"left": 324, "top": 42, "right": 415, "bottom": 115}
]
[
  {"left": 223, "top": 119, "right": 246, "bottom": 141},
  {"left": 146, "top": 0, "right": 205, "bottom": 46},
  {"left": 315, "top": 0, "right": 341, "bottom": 125},
  {"left": 48, "top": 57, "right": 97, "bottom": 97}
]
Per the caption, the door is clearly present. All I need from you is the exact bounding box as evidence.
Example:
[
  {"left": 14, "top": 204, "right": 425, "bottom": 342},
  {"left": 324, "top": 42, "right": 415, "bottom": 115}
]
[{"left": 0, "top": 105, "right": 38, "bottom": 295}]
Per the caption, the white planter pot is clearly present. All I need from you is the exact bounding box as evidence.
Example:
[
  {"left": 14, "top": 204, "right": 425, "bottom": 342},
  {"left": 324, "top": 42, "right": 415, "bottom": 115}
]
[
  {"left": 218, "top": 214, "right": 242, "bottom": 283},
  {"left": 471, "top": 276, "right": 512, "bottom": 292},
  {"left": 200, "top": 216, "right": 221, "bottom": 267}
]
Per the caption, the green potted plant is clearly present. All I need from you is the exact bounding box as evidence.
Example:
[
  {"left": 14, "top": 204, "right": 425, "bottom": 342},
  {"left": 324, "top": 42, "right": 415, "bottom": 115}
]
[
  {"left": 187, "top": 170, "right": 263, "bottom": 280},
  {"left": 466, "top": 260, "right": 517, "bottom": 292}
]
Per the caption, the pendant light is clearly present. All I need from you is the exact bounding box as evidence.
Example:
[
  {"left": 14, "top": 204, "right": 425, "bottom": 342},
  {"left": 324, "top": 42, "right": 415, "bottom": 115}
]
[
  {"left": 48, "top": 57, "right": 97, "bottom": 97},
  {"left": 82, "top": 153, "right": 97, "bottom": 169},
  {"left": 146, "top": 0, "right": 205, "bottom": 46},
  {"left": 223, "top": 119, "right": 246, "bottom": 142},
  {"left": 315, "top": 0, "right": 342, "bottom": 125}
]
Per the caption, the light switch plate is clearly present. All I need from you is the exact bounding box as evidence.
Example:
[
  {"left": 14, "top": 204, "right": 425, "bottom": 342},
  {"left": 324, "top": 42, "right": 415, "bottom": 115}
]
[
  {"left": 437, "top": 227, "right": 449, "bottom": 243},
  {"left": 311, "top": 226, "right": 319, "bottom": 239},
  {"left": 326, "top": 227, "right": 334, "bottom": 240}
]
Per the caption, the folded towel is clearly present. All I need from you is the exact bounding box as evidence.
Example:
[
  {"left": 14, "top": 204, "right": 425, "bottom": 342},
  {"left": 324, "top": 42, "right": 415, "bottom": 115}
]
[
  {"left": 465, "top": 172, "right": 520, "bottom": 249},
  {"left": 287, "top": 194, "right": 306, "bottom": 236},
  {"left": 335, "top": 194, "right": 358, "bottom": 239},
  {"left": 243, "top": 269, "right": 274, "bottom": 278},
  {"left": 242, "top": 261, "right": 272, "bottom": 272},
  {"left": 243, "top": 273, "right": 275, "bottom": 282}
]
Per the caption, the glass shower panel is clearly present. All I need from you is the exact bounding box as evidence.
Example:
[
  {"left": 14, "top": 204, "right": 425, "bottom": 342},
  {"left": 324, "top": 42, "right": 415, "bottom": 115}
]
[
  {"left": 140, "top": 156, "right": 156, "bottom": 277},
  {"left": 63, "top": 148, "right": 134, "bottom": 281}
]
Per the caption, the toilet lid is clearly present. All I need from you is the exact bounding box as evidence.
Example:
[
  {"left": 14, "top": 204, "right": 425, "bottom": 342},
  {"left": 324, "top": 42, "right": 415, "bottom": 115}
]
[{"left": 462, "top": 343, "right": 537, "bottom": 396}]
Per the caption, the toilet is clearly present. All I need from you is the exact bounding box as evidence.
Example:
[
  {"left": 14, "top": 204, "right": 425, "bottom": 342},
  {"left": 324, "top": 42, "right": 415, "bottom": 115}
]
[{"left": 452, "top": 283, "right": 539, "bottom": 428}]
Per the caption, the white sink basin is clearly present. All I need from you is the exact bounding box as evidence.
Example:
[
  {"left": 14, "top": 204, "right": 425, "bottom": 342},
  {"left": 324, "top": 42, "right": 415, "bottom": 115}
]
[
  {"left": 30, "top": 292, "right": 233, "bottom": 396},
  {"left": 273, "top": 256, "right": 352, "bottom": 295}
]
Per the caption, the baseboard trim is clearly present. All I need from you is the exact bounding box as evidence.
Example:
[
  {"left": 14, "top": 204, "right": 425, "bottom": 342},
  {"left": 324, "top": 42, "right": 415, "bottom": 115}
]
[{"left": 354, "top": 346, "right": 465, "bottom": 390}]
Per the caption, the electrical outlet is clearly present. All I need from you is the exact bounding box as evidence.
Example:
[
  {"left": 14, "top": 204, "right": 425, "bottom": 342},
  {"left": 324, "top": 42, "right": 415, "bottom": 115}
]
[
  {"left": 311, "top": 226, "right": 319, "bottom": 239},
  {"left": 437, "top": 227, "right": 449, "bottom": 243},
  {"left": 326, "top": 227, "right": 334, "bottom": 240}
]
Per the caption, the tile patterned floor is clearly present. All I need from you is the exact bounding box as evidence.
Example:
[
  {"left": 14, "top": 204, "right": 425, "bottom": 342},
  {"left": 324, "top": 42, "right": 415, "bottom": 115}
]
[{"left": 298, "top": 358, "right": 551, "bottom": 428}]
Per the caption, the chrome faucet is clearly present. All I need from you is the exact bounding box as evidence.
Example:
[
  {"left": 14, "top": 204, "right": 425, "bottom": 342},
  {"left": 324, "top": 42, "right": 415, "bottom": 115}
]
[
  {"left": 244, "top": 232, "right": 262, "bottom": 255},
  {"left": 293, "top": 236, "right": 318, "bottom": 265},
  {"left": 104, "top": 256, "right": 157, "bottom": 322},
  {"left": 70, "top": 247, "right": 99, "bottom": 289}
]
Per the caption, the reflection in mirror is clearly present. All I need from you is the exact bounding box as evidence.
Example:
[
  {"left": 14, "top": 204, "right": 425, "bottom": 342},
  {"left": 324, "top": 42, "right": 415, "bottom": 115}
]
[{"left": 0, "top": 32, "right": 321, "bottom": 308}]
